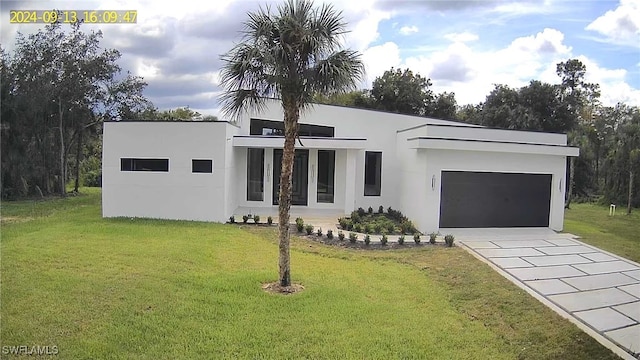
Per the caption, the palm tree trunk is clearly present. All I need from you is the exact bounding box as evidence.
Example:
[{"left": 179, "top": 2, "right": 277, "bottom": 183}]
[
  {"left": 278, "top": 102, "right": 299, "bottom": 287},
  {"left": 565, "top": 157, "right": 574, "bottom": 209},
  {"left": 628, "top": 169, "right": 634, "bottom": 215}
]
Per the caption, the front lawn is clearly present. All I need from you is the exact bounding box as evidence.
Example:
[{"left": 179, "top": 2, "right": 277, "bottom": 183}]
[
  {"left": 0, "top": 190, "right": 617, "bottom": 359},
  {"left": 564, "top": 203, "right": 640, "bottom": 263}
]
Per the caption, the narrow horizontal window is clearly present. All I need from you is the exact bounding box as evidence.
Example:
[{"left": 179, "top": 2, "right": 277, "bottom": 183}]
[
  {"left": 121, "top": 158, "right": 168, "bottom": 172},
  {"left": 192, "top": 159, "right": 213, "bottom": 173}
]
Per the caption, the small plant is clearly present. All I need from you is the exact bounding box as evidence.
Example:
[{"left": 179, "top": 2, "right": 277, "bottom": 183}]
[
  {"left": 242, "top": 215, "right": 249, "bottom": 223},
  {"left": 316, "top": 228, "right": 323, "bottom": 237},
  {"left": 444, "top": 234, "right": 455, "bottom": 247},
  {"left": 349, "top": 232, "right": 358, "bottom": 243},
  {"left": 305, "top": 224, "right": 314, "bottom": 235},
  {"left": 363, "top": 223, "right": 372, "bottom": 234},
  {"left": 229, "top": 215, "right": 235, "bottom": 224},
  {"left": 267, "top": 216, "right": 273, "bottom": 225},
  {"left": 338, "top": 231, "right": 345, "bottom": 241},
  {"left": 296, "top": 218, "right": 304, "bottom": 232},
  {"left": 368, "top": 206, "right": 373, "bottom": 214},
  {"left": 357, "top": 207, "right": 366, "bottom": 217},
  {"left": 413, "top": 233, "right": 421, "bottom": 244},
  {"left": 364, "top": 234, "right": 371, "bottom": 245},
  {"left": 380, "top": 233, "right": 388, "bottom": 246},
  {"left": 338, "top": 217, "right": 348, "bottom": 229},
  {"left": 351, "top": 211, "right": 361, "bottom": 224},
  {"left": 400, "top": 220, "right": 416, "bottom": 234},
  {"left": 398, "top": 234, "right": 405, "bottom": 245},
  {"left": 378, "top": 205, "right": 384, "bottom": 214},
  {"left": 327, "top": 229, "right": 334, "bottom": 239},
  {"left": 386, "top": 223, "right": 395, "bottom": 234},
  {"left": 429, "top": 232, "right": 438, "bottom": 244},
  {"left": 374, "top": 222, "right": 383, "bottom": 234},
  {"left": 354, "top": 223, "right": 362, "bottom": 233},
  {"left": 345, "top": 220, "right": 353, "bottom": 231},
  {"left": 253, "top": 215, "right": 260, "bottom": 224}
]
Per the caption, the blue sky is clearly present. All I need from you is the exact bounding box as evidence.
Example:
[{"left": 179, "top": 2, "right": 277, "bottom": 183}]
[{"left": 1, "top": 0, "right": 638, "bottom": 117}]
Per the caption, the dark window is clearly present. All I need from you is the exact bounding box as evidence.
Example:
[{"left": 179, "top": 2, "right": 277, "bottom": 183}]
[
  {"left": 250, "top": 118, "right": 334, "bottom": 137},
  {"left": 247, "top": 149, "right": 264, "bottom": 201},
  {"left": 317, "top": 150, "right": 335, "bottom": 203},
  {"left": 364, "top": 151, "right": 381, "bottom": 196},
  {"left": 121, "top": 158, "right": 169, "bottom": 172},
  {"left": 192, "top": 159, "right": 213, "bottom": 173}
]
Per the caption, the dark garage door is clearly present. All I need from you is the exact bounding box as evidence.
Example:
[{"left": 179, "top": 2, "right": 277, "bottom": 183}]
[{"left": 439, "top": 171, "right": 552, "bottom": 228}]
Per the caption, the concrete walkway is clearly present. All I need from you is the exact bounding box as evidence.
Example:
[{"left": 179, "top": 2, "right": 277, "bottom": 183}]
[{"left": 449, "top": 228, "right": 640, "bottom": 360}]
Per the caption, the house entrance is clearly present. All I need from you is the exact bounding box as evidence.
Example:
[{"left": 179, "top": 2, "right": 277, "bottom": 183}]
[{"left": 273, "top": 149, "right": 309, "bottom": 205}]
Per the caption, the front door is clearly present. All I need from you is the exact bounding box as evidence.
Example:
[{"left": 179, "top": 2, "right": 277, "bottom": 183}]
[{"left": 273, "top": 149, "right": 309, "bottom": 205}]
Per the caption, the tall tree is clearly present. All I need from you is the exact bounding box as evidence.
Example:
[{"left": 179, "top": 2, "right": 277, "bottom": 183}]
[
  {"left": 556, "top": 59, "right": 600, "bottom": 208},
  {"left": 219, "top": 0, "right": 364, "bottom": 287},
  {"left": 1, "top": 23, "right": 150, "bottom": 199},
  {"left": 370, "top": 68, "right": 433, "bottom": 116}
]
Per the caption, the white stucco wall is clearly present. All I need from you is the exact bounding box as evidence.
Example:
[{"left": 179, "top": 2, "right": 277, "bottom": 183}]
[
  {"left": 418, "top": 149, "right": 568, "bottom": 232},
  {"left": 240, "top": 100, "right": 431, "bottom": 211},
  {"left": 102, "top": 121, "right": 234, "bottom": 222}
]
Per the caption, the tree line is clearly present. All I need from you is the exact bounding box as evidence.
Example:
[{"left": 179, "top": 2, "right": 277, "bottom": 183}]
[
  {"left": 0, "top": 23, "right": 215, "bottom": 199},
  {"left": 316, "top": 61, "right": 640, "bottom": 211}
]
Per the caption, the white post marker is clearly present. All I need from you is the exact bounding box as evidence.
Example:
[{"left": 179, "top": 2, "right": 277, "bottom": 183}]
[{"left": 609, "top": 204, "right": 616, "bottom": 216}]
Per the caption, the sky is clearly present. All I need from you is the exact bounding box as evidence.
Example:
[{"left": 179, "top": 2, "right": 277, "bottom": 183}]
[{"left": 1, "top": 0, "right": 639, "bottom": 118}]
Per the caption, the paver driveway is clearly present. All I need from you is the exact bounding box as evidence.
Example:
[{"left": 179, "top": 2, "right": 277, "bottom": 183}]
[{"left": 448, "top": 228, "right": 640, "bottom": 360}]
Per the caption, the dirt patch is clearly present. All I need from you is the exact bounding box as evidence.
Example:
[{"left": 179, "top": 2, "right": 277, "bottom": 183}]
[
  {"left": 262, "top": 282, "right": 305, "bottom": 295},
  {"left": 0, "top": 216, "right": 34, "bottom": 224}
]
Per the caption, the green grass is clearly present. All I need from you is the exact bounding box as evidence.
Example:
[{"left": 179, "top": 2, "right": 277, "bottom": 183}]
[
  {"left": 1, "top": 190, "right": 618, "bottom": 359},
  {"left": 564, "top": 203, "right": 640, "bottom": 263}
]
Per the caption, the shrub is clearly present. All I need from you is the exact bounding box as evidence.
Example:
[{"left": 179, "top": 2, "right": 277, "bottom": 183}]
[
  {"left": 398, "top": 235, "right": 405, "bottom": 245},
  {"left": 83, "top": 169, "right": 102, "bottom": 187},
  {"left": 374, "top": 222, "right": 383, "bottom": 234},
  {"left": 386, "top": 222, "right": 395, "bottom": 234},
  {"left": 368, "top": 206, "right": 373, "bottom": 214},
  {"left": 444, "top": 234, "right": 455, "bottom": 247},
  {"left": 316, "top": 228, "right": 323, "bottom": 237},
  {"left": 357, "top": 207, "right": 366, "bottom": 217},
  {"left": 400, "top": 220, "right": 416, "bottom": 234},
  {"left": 296, "top": 218, "right": 305, "bottom": 232},
  {"left": 351, "top": 211, "right": 361, "bottom": 224},
  {"left": 364, "top": 234, "right": 371, "bottom": 245},
  {"left": 363, "top": 223, "right": 372, "bottom": 234},
  {"left": 267, "top": 216, "right": 273, "bottom": 225},
  {"left": 349, "top": 232, "right": 358, "bottom": 243},
  {"left": 338, "top": 217, "right": 348, "bottom": 229},
  {"left": 229, "top": 215, "right": 235, "bottom": 224},
  {"left": 327, "top": 229, "right": 334, "bottom": 239},
  {"left": 345, "top": 220, "right": 353, "bottom": 231},
  {"left": 380, "top": 233, "right": 388, "bottom": 246},
  {"left": 354, "top": 223, "right": 362, "bottom": 233},
  {"left": 305, "top": 224, "right": 314, "bottom": 235},
  {"left": 413, "top": 233, "right": 421, "bottom": 244},
  {"left": 253, "top": 215, "right": 260, "bottom": 224},
  {"left": 429, "top": 232, "right": 438, "bottom": 244},
  {"left": 378, "top": 205, "right": 384, "bottom": 214},
  {"left": 338, "top": 231, "right": 345, "bottom": 241},
  {"left": 242, "top": 215, "right": 249, "bottom": 223}
]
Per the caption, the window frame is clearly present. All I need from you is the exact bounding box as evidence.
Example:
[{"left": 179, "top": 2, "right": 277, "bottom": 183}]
[
  {"left": 364, "top": 151, "right": 382, "bottom": 196},
  {"left": 120, "top": 158, "right": 169, "bottom": 172},
  {"left": 192, "top": 159, "right": 213, "bottom": 173}
]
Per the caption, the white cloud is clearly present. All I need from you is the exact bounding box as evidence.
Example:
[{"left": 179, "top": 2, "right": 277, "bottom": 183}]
[
  {"left": 586, "top": 0, "right": 640, "bottom": 47},
  {"left": 399, "top": 25, "right": 419, "bottom": 35},
  {"left": 361, "top": 42, "right": 401, "bottom": 87},
  {"left": 345, "top": 9, "right": 392, "bottom": 51},
  {"left": 444, "top": 32, "right": 479, "bottom": 43}
]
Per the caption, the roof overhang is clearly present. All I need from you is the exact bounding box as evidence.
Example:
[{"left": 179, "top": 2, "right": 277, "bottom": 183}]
[
  {"left": 407, "top": 137, "right": 580, "bottom": 157},
  {"left": 233, "top": 135, "right": 367, "bottom": 149}
]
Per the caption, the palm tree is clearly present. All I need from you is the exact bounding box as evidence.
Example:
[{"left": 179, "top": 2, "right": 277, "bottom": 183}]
[{"left": 219, "top": 0, "right": 364, "bottom": 287}]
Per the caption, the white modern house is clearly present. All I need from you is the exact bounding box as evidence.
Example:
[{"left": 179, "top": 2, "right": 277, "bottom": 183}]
[{"left": 102, "top": 99, "right": 579, "bottom": 232}]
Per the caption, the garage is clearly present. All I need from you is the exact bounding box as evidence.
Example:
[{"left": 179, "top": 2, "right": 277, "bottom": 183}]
[{"left": 439, "top": 171, "right": 552, "bottom": 228}]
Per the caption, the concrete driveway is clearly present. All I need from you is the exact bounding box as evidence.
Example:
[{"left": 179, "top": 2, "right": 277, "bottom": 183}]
[{"left": 448, "top": 228, "right": 640, "bottom": 360}]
